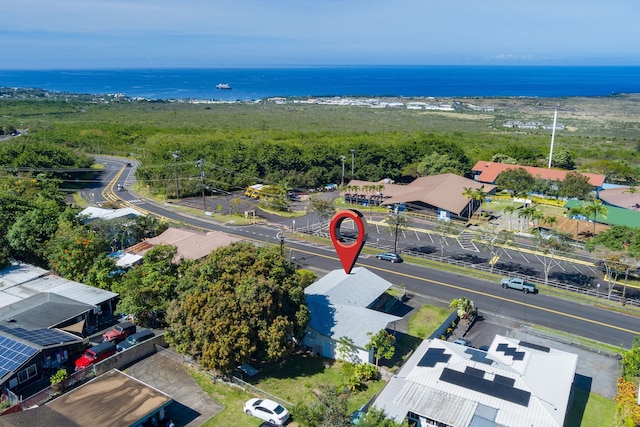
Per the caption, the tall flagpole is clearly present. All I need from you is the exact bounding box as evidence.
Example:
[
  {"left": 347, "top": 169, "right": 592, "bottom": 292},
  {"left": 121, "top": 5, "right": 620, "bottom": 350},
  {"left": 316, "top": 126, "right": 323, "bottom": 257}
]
[{"left": 548, "top": 109, "right": 558, "bottom": 168}]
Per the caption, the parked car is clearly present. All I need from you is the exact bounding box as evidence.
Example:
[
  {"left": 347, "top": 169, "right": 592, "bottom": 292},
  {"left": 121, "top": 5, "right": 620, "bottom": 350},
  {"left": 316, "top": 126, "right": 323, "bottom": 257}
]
[
  {"left": 453, "top": 338, "right": 472, "bottom": 347},
  {"left": 102, "top": 322, "right": 136, "bottom": 343},
  {"left": 75, "top": 341, "right": 116, "bottom": 371},
  {"left": 244, "top": 398, "right": 290, "bottom": 426},
  {"left": 116, "top": 329, "right": 155, "bottom": 352},
  {"left": 376, "top": 252, "right": 403, "bottom": 263}
]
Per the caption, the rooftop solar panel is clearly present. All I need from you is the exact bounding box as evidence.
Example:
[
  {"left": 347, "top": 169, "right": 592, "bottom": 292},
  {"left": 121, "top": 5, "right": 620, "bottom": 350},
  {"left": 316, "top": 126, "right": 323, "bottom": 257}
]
[
  {"left": 440, "top": 367, "right": 531, "bottom": 407},
  {"left": 519, "top": 341, "right": 550, "bottom": 353},
  {"left": 495, "top": 342, "right": 525, "bottom": 361},
  {"left": 0, "top": 336, "right": 38, "bottom": 378},
  {"left": 417, "top": 348, "right": 451, "bottom": 367},
  {"left": 0, "top": 324, "right": 79, "bottom": 347},
  {"left": 465, "top": 348, "right": 494, "bottom": 365}
]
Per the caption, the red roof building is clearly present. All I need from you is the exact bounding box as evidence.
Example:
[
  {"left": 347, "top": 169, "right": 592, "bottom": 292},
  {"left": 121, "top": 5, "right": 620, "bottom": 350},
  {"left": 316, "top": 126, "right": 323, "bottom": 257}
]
[{"left": 471, "top": 161, "right": 606, "bottom": 189}]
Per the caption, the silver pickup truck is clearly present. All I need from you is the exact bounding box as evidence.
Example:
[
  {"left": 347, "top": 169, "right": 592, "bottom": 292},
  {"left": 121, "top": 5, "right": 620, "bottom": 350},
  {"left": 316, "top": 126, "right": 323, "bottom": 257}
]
[{"left": 500, "top": 277, "right": 536, "bottom": 294}]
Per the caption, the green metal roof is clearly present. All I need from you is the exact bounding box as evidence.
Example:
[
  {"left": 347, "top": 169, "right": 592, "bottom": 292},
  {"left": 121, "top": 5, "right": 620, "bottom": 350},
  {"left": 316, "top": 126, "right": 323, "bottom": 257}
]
[{"left": 564, "top": 200, "right": 640, "bottom": 228}]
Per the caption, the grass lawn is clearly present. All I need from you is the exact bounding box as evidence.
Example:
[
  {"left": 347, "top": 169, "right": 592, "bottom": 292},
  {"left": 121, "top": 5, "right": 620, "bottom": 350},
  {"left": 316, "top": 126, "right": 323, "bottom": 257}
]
[
  {"left": 407, "top": 304, "right": 451, "bottom": 339},
  {"left": 565, "top": 388, "right": 618, "bottom": 427},
  {"left": 190, "top": 354, "right": 387, "bottom": 426}
]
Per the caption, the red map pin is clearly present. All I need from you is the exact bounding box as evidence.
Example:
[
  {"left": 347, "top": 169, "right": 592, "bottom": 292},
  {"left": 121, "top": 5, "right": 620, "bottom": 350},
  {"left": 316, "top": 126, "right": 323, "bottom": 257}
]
[{"left": 329, "top": 209, "right": 367, "bottom": 274}]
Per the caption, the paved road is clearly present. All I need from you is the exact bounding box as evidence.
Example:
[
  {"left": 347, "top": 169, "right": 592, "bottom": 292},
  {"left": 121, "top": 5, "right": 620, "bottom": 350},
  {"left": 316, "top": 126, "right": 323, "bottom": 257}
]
[{"left": 91, "top": 157, "right": 639, "bottom": 349}]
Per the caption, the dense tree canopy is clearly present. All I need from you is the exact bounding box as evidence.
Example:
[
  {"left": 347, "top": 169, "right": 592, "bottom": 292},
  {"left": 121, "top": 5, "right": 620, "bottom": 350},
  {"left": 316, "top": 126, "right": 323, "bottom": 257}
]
[
  {"left": 166, "top": 243, "right": 314, "bottom": 373},
  {"left": 495, "top": 168, "right": 535, "bottom": 197},
  {"left": 112, "top": 245, "right": 182, "bottom": 326},
  {"left": 558, "top": 171, "right": 593, "bottom": 200}
]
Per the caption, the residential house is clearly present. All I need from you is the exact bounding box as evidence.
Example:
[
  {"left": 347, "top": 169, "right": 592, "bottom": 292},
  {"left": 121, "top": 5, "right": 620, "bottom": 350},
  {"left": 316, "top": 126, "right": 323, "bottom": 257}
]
[
  {"left": 372, "top": 335, "right": 578, "bottom": 427},
  {"left": 124, "top": 227, "right": 243, "bottom": 262},
  {"left": 303, "top": 267, "right": 401, "bottom": 364},
  {"left": 0, "top": 369, "right": 173, "bottom": 427}
]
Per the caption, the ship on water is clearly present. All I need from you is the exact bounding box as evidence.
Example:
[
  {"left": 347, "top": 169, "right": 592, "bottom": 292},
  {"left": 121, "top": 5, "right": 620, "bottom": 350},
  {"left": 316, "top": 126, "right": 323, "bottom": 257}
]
[{"left": 216, "top": 83, "right": 232, "bottom": 90}]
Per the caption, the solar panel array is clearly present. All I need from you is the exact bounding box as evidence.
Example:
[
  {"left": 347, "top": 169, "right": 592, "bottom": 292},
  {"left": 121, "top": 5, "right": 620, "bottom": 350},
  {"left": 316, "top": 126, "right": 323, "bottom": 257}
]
[
  {"left": 519, "top": 341, "right": 550, "bottom": 353},
  {"left": 440, "top": 367, "right": 531, "bottom": 407},
  {"left": 417, "top": 348, "right": 451, "bottom": 367},
  {"left": 464, "top": 347, "right": 494, "bottom": 365},
  {"left": 496, "top": 343, "right": 525, "bottom": 361},
  {"left": 0, "top": 336, "right": 37, "bottom": 378},
  {"left": 0, "top": 325, "right": 79, "bottom": 347}
]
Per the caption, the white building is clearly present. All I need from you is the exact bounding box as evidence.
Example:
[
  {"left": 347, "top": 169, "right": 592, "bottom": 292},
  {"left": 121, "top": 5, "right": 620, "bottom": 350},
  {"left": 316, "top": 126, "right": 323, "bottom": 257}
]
[
  {"left": 372, "top": 335, "right": 578, "bottom": 427},
  {"left": 303, "top": 267, "right": 401, "bottom": 364}
]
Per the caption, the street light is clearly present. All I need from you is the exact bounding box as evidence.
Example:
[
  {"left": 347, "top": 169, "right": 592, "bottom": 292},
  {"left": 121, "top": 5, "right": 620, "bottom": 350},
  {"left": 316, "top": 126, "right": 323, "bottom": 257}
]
[
  {"left": 350, "top": 149, "right": 355, "bottom": 178},
  {"left": 340, "top": 155, "right": 346, "bottom": 186},
  {"left": 196, "top": 159, "right": 207, "bottom": 212}
]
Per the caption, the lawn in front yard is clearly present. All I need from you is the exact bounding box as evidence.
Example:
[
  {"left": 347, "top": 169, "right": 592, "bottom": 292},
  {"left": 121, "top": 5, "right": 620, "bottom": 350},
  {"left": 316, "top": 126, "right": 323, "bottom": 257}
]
[{"left": 190, "top": 353, "right": 388, "bottom": 426}]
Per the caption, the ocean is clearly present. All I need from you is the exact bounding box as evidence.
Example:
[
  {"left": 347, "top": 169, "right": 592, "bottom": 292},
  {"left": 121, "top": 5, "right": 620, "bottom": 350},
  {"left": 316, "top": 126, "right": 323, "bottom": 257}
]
[{"left": 1, "top": 66, "right": 639, "bottom": 101}]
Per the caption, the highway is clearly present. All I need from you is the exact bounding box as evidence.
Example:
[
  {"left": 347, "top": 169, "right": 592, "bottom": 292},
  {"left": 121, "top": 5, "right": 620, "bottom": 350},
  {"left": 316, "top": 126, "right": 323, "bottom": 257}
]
[{"left": 93, "top": 157, "right": 640, "bottom": 349}]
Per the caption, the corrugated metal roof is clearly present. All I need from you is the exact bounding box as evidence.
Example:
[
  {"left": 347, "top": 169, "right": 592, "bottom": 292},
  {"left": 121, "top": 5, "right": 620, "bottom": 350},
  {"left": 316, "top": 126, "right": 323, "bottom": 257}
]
[
  {"left": 21, "top": 275, "right": 117, "bottom": 306},
  {"left": 372, "top": 336, "right": 577, "bottom": 427},
  {"left": 304, "top": 267, "right": 393, "bottom": 308}
]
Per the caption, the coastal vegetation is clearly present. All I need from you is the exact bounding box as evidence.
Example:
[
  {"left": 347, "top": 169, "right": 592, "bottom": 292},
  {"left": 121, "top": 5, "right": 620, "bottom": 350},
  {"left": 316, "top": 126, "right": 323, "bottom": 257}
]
[{"left": 1, "top": 92, "right": 639, "bottom": 198}]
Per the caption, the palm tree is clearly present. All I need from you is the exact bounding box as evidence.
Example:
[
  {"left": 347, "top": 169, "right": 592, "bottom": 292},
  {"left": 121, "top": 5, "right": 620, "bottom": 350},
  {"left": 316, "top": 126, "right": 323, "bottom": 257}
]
[
  {"left": 567, "top": 204, "right": 585, "bottom": 240},
  {"left": 583, "top": 200, "right": 608, "bottom": 236},
  {"left": 472, "top": 186, "right": 487, "bottom": 219},
  {"left": 503, "top": 205, "right": 516, "bottom": 231},
  {"left": 462, "top": 187, "right": 475, "bottom": 220},
  {"left": 449, "top": 297, "right": 475, "bottom": 322}
]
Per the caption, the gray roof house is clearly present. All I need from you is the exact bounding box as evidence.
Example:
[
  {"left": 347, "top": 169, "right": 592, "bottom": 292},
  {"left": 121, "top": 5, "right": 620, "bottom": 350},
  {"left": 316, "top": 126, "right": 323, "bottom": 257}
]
[
  {"left": 303, "top": 267, "right": 401, "bottom": 364},
  {"left": 372, "top": 335, "right": 578, "bottom": 427}
]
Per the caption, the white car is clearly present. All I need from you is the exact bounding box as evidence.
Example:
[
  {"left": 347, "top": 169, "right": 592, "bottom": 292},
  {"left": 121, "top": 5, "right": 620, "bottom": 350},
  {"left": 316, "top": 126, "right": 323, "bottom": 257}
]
[{"left": 244, "top": 398, "right": 290, "bottom": 425}]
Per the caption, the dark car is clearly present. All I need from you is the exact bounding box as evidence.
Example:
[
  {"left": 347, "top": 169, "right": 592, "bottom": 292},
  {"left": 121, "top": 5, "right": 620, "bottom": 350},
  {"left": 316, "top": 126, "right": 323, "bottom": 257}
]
[
  {"left": 376, "top": 252, "right": 403, "bottom": 263},
  {"left": 116, "top": 329, "right": 155, "bottom": 352}
]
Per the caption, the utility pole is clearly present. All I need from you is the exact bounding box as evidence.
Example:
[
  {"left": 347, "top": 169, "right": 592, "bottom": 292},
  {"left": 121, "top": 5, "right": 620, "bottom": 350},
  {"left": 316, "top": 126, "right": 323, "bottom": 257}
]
[
  {"left": 341, "top": 155, "right": 346, "bottom": 186},
  {"left": 171, "top": 151, "right": 180, "bottom": 199},
  {"left": 393, "top": 206, "right": 400, "bottom": 254},
  {"left": 350, "top": 149, "right": 355, "bottom": 178},
  {"left": 196, "top": 159, "right": 206, "bottom": 211},
  {"left": 548, "top": 109, "right": 558, "bottom": 168}
]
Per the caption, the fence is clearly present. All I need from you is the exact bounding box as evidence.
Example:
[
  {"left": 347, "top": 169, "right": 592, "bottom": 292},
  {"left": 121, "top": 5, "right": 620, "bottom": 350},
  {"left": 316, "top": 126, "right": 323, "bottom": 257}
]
[
  {"left": 399, "top": 246, "right": 640, "bottom": 308},
  {"left": 20, "top": 366, "right": 95, "bottom": 409},
  {"left": 297, "top": 221, "right": 639, "bottom": 308}
]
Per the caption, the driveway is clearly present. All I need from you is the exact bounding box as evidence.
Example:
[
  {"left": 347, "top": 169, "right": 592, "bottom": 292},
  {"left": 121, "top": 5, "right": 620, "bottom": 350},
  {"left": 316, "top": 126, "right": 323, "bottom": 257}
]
[{"left": 126, "top": 350, "right": 224, "bottom": 426}]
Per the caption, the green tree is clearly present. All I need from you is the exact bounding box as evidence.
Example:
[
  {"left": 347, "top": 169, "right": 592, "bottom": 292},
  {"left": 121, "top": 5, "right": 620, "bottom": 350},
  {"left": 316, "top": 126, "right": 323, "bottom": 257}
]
[
  {"left": 537, "top": 231, "right": 572, "bottom": 285},
  {"left": 461, "top": 186, "right": 475, "bottom": 220},
  {"left": 503, "top": 204, "right": 516, "bottom": 232},
  {"left": 558, "top": 171, "right": 593, "bottom": 200},
  {"left": 309, "top": 196, "right": 336, "bottom": 223},
  {"left": 550, "top": 149, "right": 576, "bottom": 170},
  {"left": 448, "top": 296, "right": 475, "bottom": 321},
  {"left": 583, "top": 200, "right": 608, "bottom": 235},
  {"left": 621, "top": 336, "right": 640, "bottom": 380},
  {"left": 495, "top": 168, "right": 535, "bottom": 198},
  {"left": 384, "top": 209, "right": 411, "bottom": 253},
  {"left": 113, "top": 244, "right": 180, "bottom": 327},
  {"left": 293, "top": 384, "right": 351, "bottom": 427},
  {"left": 166, "top": 243, "right": 313, "bottom": 374},
  {"left": 416, "top": 152, "right": 465, "bottom": 176},
  {"left": 365, "top": 329, "right": 396, "bottom": 367},
  {"left": 47, "top": 220, "right": 110, "bottom": 283},
  {"left": 358, "top": 406, "right": 406, "bottom": 427}
]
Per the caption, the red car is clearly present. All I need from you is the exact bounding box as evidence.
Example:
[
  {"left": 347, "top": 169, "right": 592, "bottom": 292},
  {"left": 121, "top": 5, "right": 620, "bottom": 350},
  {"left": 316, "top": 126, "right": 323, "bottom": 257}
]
[{"left": 102, "top": 322, "right": 136, "bottom": 343}]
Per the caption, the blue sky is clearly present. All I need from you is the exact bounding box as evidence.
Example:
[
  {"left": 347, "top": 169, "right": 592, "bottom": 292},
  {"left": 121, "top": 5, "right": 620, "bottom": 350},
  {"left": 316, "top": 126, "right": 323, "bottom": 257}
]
[{"left": 3, "top": 0, "right": 639, "bottom": 69}]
